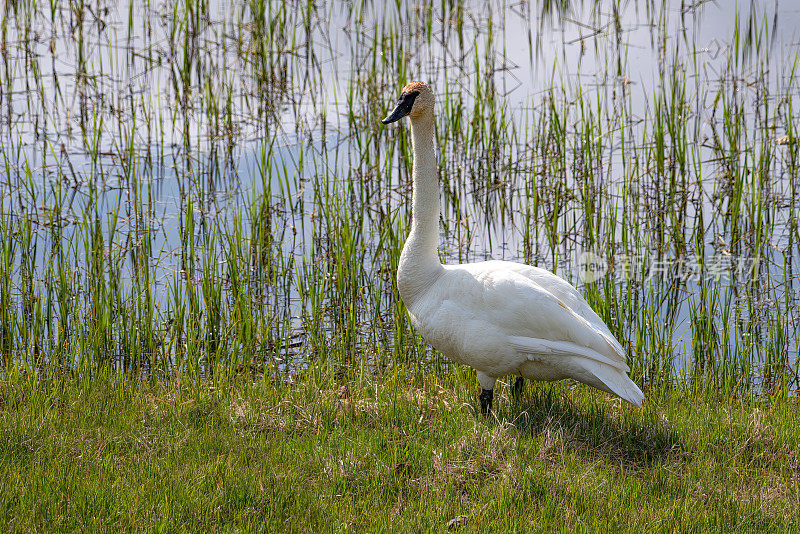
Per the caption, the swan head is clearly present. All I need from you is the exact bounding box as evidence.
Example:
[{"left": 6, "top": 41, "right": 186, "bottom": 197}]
[{"left": 381, "top": 81, "right": 434, "bottom": 124}]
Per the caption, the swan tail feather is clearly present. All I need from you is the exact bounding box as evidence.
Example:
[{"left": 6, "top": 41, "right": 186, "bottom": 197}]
[
  {"left": 510, "top": 336, "right": 643, "bottom": 406},
  {"left": 593, "top": 366, "right": 644, "bottom": 407}
]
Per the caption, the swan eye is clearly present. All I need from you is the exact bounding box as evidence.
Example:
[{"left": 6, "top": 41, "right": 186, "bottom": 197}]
[
  {"left": 399, "top": 90, "right": 419, "bottom": 104},
  {"left": 381, "top": 90, "right": 419, "bottom": 124}
]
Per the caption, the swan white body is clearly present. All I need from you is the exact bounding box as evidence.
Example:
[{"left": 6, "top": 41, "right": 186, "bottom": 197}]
[{"left": 383, "top": 81, "right": 643, "bottom": 409}]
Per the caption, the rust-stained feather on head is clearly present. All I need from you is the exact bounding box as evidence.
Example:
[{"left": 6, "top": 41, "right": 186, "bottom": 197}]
[{"left": 402, "top": 80, "right": 427, "bottom": 94}]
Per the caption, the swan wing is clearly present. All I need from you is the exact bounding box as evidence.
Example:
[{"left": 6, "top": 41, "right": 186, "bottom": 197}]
[
  {"left": 506, "top": 336, "right": 628, "bottom": 371},
  {"left": 445, "top": 264, "right": 627, "bottom": 368},
  {"left": 484, "top": 262, "right": 626, "bottom": 357}
]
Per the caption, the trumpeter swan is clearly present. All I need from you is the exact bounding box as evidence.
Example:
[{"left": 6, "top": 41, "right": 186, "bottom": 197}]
[{"left": 381, "top": 81, "right": 644, "bottom": 414}]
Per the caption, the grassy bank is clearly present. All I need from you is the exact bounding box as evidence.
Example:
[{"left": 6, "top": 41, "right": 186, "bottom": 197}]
[{"left": 1, "top": 369, "right": 798, "bottom": 532}]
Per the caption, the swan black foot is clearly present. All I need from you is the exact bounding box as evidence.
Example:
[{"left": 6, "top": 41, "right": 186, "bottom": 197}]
[
  {"left": 512, "top": 377, "right": 525, "bottom": 400},
  {"left": 479, "top": 388, "right": 493, "bottom": 416}
]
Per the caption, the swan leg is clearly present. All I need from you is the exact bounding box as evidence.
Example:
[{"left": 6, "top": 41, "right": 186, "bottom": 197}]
[
  {"left": 512, "top": 377, "right": 525, "bottom": 399},
  {"left": 476, "top": 372, "right": 496, "bottom": 415},
  {"left": 479, "top": 388, "right": 493, "bottom": 415}
]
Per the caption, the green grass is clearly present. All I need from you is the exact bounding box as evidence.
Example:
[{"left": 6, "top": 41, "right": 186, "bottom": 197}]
[{"left": 1, "top": 369, "right": 798, "bottom": 532}]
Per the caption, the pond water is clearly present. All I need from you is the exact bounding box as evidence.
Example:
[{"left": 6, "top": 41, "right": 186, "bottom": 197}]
[{"left": 1, "top": 0, "right": 798, "bottom": 392}]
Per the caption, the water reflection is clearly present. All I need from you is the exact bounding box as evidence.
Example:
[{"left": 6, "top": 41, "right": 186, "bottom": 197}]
[{"left": 0, "top": 1, "right": 797, "bottom": 392}]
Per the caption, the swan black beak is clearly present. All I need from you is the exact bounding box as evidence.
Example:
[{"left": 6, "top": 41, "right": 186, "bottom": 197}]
[{"left": 381, "top": 90, "right": 419, "bottom": 124}]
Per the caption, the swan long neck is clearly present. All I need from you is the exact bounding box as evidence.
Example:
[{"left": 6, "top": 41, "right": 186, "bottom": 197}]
[{"left": 398, "top": 111, "right": 443, "bottom": 306}]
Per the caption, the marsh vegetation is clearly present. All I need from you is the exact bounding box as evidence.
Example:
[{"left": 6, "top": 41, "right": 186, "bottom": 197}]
[
  {"left": 1, "top": 0, "right": 799, "bottom": 392},
  {"left": 1, "top": 0, "right": 799, "bottom": 529}
]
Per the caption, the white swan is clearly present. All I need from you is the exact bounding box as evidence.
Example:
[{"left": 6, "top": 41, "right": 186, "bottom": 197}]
[{"left": 381, "top": 81, "right": 644, "bottom": 414}]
